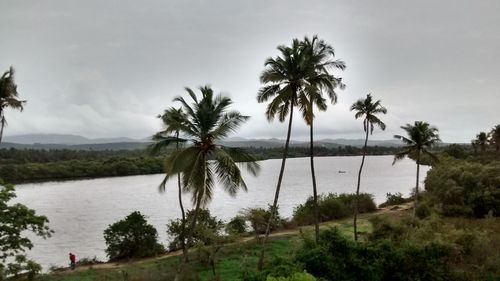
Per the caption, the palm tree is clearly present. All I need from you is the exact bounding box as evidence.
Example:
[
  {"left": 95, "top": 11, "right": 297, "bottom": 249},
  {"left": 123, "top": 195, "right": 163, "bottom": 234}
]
[
  {"left": 490, "top": 125, "right": 500, "bottom": 152},
  {"left": 149, "top": 107, "right": 189, "bottom": 259},
  {"left": 393, "top": 121, "right": 440, "bottom": 218},
  {"left": 300, "top": 35, "right": 345, "bottom": 243},
  {"left": 350, "top": 94, "right": 386, "bottom": 240},
  {"left": 163, "top": 86, "right": 260, "bottom": 275},
  {"left": 256, "top": 39, "right": 310, "bottom": 270},
  {"left": 0, "top": 67, "right": 26, "bottom": 144},
  {"left": 476, "top": 132, "right": 488, "bottom": 153}
]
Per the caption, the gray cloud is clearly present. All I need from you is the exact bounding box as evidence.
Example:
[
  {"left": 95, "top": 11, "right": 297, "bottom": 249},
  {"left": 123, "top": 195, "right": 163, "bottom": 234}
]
[{"left": 0, "top": 0, "right": 499, "bottom": 142}]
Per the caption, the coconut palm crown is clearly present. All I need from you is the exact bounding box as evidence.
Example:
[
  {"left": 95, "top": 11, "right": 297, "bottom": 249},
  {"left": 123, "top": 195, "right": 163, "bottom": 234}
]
[
  {"left": 163, "top": 86, "right": 260, "bottom": 207},
  {"left": 0, "top": 67, "right": 26, "bottom": 143}
]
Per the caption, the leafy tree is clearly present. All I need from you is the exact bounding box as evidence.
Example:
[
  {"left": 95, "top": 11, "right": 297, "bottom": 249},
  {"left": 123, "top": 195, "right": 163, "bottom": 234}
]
[
  {"left": 301, "top": 35, "right": 345, "bottom": 243},
  {"left": 161, "top": 86, "right": 259, "bottom": 275},
  {"left": 0, "top": 179, "right": 52, "bottom": 279},
  {"left": 489, "top": 124, "right": 500, "bottom": 152},
  {"left": 103, "top": 211, "right": 164, "bottom": 261},
  {"left": 475, "top": 132, "right": 488, "bottom": 153},
  {"left": 149, "top": 107, "right": 189, "bottom": 258},
  {"left": 350, "top": 93, "right": 387, "bottom": 240},
  {"left": 166, "top": 209, "right": 224, "bottom": 251},
  {"left": 0, "top": 67, "right": 26, "bottom": 144},
  {"left": 393, "top": 121, "right": 441, "bottom": 217}
]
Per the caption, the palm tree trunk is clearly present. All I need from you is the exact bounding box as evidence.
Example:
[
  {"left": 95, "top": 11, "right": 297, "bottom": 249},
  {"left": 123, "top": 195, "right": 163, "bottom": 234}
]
[
  {"left": 309, "top": 107, "right": 320, "bottom": 243},
  {"left": 258, "top": 102, "right": 294, "bottom": 271},
  {"left": 0, "top": 111, "right": 5, "bottom": 145},
  {"left": 413, "top": 150, "right": 421, "bottom": 218},
  {"left": 176, "top": 160, "right": 205, "bottom": 280},
  {"left": 354, "top": 121, "right": 369, "bottom": 241},
  {"left": 175, "top": 192, "right": 202, "bottom": 280},
  {"left": 176, "top": 132, "right": 187, "bottom": 259}
]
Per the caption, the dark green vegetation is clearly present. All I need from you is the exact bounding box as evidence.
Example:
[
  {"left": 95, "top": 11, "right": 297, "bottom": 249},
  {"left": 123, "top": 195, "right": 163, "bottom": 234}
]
[
  {"left": 0, "top": 180, "right": 52, "bottom": 280},
  {"left": 293, "top": 193, "right": 376, "bottom": 226},
  {"left": 103, "top": 211, "right": 165, "bottom": 261},
  {"left": 0, "top": 145, "right": 400, "bottom": 183},
  {"left": 425, "top": 156, "right": 500, "bottom": 218}
]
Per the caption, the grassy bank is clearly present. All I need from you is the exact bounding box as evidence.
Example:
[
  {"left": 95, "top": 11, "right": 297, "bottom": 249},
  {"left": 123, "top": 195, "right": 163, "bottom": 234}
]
[{"left": 34, "top": 209, "right": 383, "bottom": 281}]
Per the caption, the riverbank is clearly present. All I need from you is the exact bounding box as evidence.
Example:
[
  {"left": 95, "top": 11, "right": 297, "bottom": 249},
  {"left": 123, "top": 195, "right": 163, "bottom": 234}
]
[
  {"left": 0, "top": 146, "right": 401, "bottom": 184},
  {"left": 36, "top": 203, "right": 412, "bottom": 280}
]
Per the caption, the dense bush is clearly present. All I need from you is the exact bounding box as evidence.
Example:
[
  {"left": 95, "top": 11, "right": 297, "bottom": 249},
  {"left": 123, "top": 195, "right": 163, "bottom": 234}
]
[
  {"left": 293, "top": 193, "right": 376, "bottom": 225},
  {"left": 166, "top": 209, "right": 224, "bottom": 251},
  {"left": 425, "top": 157, "right": 500, "bottom": 217},
  {"left": 378, "top": 192, "right": 413, "bottom": 208},
  {"left": 241, "top": 205, "right": 285, "bottom": 235},
  {"left": 103, "top": 211, "right": 164, "bottom": 261},
  {"left": 266, "top": 272, "right": 316, "bottom": 281},
  {"left": 225, "top": 215, "right": 247, "bottom": 235},
  {"left": 296, "top": 227, "right": 456, "bottom": 281}
]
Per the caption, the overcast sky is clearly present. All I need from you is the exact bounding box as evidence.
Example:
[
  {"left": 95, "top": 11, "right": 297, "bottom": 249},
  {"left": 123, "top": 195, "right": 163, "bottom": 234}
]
[{"left": 1, "top": 0, "right": 499, "bottom": 143}]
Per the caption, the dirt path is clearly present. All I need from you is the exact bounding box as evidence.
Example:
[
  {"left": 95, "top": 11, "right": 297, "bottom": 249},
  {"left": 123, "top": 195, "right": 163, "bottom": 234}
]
[{"left": 57, "top": 203, "right": 413, "bottom": 274}]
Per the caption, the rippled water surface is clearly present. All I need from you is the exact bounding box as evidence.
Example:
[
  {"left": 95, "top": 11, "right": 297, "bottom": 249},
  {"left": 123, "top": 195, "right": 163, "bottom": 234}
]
[{"left": 14, "top": 155, "right": 429, "bottom": 269}]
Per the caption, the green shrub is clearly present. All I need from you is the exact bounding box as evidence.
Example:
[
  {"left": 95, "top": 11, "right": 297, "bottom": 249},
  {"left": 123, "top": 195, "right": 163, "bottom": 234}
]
[
  {"left": 293, "top": 193, "right": 376, "bottom": 225},
  {"left": 266, "top": 272, "right": 316, "bottom": 281},
  {"left": 378, "top": 192, "right": 412, "bottom": 208},
  {"left": 225, "top": 215, "right": 247, "bottom": 235},
  {"left": 166, "top": 209, "right": 224, "bottom": 251},
  {"left": 103, "top": 211, "right": 164, "bottom": 261},
  {"left": 296, "top": 227, "right": 456, "bottom": 281},
  {"left": 242, "top": 205, "right": 284, "bottom": 235},
  {"left": 425, "top": 157, "right": 500, "bottom": 217}
]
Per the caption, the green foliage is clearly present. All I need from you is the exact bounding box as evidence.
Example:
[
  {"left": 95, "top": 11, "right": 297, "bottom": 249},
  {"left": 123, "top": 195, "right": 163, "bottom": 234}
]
[
  {"left": 0, "top": 179, "right": 52, "bottom": 280},
  {"left": 425, "top": 157, "right": 500, "bottom": 217},
  {"left": 378, "top": 192, "right": 413, "bottom": 208},
  {"left": 297, "top": 227, "right": 456, "bottom": 281},
  {"left": 242, "top": 205, "right": 284, "bottom": 235},
  {"left": 103, "top": 211, "right": 164, "bottom": 261},
  {"left": 293, "top": 193, "right": 376, "bottom": 225},
  {"left": 225, "top": 215, "right": 247, "bottom": 235},
  {"left": 266, "top": 272, "right": 316, "bottom": 281},
  {"left": 166, "top": 209, "right": 224, "bottom": 251},
  {"left": 443, "top": 144, "right": 468, "bottom": 159}
]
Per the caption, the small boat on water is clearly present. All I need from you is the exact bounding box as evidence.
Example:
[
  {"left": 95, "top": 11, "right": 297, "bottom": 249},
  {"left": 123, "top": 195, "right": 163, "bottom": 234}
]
[{"left": 338, "top": 170, "right": 346, "bottom": 173}]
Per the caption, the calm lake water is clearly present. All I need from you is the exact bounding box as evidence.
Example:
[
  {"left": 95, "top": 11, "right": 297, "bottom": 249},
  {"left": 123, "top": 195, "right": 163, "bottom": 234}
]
[{"left": 14, "top": 155, "right": 428, "bottom": 270}]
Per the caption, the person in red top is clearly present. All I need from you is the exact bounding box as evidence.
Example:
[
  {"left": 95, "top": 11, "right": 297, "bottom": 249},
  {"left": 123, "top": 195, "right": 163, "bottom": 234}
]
[{"left": 69, "top": 253, "right": 76, "bottom": 270}]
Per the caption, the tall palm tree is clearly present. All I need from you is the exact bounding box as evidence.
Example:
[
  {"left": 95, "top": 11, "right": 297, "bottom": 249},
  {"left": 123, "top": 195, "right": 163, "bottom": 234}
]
[
  {"left": 489, "top": 125, "right": 500, "bottom": 152},
  {"left": 476, "top": 132, "right": 488, "bottom": 153},
  {"left": 350, "top": 94, "right": 386, "bottom": 240},
  {"left": 393, "top": 121, "right": 440, "bottom": 218},
  {"left": 256, "top": 39, "right": 310, "bottom": 270},
  {"left": 163, "top": 86, "right": 260, "bottom": 274},
  {"left": 0, "top": 67, "right": 26, "bottom": 144},
  {"left": 300, "top": 35, "right": 345, "bottom": 243},
  {"left": 149, "top": 107, "right": 189, "bottom": 258}
]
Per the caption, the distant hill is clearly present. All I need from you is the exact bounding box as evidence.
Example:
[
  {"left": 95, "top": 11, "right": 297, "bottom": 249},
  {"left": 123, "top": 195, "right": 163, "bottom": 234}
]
[
  {"left": 2, "top": 134, "right": 145, "bottom": 145},
  {"left": 0, "top": 134, "right": 404, "bottom": 151}
]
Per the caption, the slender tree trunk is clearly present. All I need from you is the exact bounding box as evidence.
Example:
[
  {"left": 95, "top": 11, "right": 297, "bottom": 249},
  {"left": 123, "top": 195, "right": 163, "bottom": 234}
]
[
  {"left": 176, "top": 132, "right": 187, "bottom": 259},
  {"left": 309, "top": 107, "right": 320, "bottom": 243},
  {"left": 176, "top": 160, "right": 205, "bottom": 280},
  {"left": 0, "top": 111, "right": 5, "bottom": 145},
  {"left": 258, "top": 102, "right": 294, "bottom": 271},
  {"left": 413, "top": 150, "right": 421, "bottom": 218},
  {"left": 354, "top": 120, "right": 369, "bottom": 241}
]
